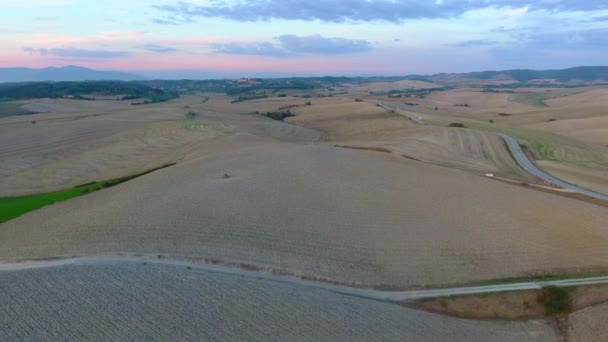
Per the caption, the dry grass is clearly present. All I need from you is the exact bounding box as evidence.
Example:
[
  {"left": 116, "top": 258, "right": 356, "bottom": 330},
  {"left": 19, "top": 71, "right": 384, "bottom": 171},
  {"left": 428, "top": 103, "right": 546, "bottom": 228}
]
[
  {"left": 0, "top": 95, "right": 321, "bottom": 196},
  {"left": 418, "top": 291, "right": 546, "bottom": 320},
  {"left": 1, "top": 92, "right": 608, "bottom": 290},
  {"left": 347, "top": 80, "right": 442, "bottom": 95},
  {"left": 535, "top": 161, "right": 608, "bottom": 195},
  {"left": 277, "top": 96, "right": 532, "bottom": 180},
  {"left": 530, "top": 116, "right": 608, "bottom": 145},
  {"left": 3, "top": 140, "right": 608, "bottom": 288},
  {"left": 418, "top": 284, "right": 608, "bottom": 321}
]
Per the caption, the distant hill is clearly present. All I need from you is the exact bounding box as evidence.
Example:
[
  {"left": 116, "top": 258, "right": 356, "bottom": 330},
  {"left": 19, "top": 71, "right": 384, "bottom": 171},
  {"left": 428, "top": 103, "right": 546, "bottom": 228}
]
[
  {"left": 414, "top": 66, "right": 608, "bottom": 87},
  {"left": 458, "top": 66, "right": 608, "bottom": 82},
  {"left": 0, "top": 66, "right": 143, "bottom": 83}
]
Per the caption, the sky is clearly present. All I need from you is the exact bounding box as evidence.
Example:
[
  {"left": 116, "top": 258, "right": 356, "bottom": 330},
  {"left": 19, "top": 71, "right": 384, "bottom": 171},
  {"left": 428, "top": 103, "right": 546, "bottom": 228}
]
[{"left": 1, "top": 0, "right": 607, "bottom": 77}]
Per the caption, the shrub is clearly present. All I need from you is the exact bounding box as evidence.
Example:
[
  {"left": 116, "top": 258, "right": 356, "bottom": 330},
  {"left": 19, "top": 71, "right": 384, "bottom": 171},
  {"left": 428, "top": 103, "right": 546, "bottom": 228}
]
[
  {"left": 354, "top": 98, "right": 364, "bottom": 102},
  {"left": 262, "top": 111, "right": 295, "bottom": 121},
  {"left": 542, "top": 286, "right": 571, "bottom": 315},
  {"left": 448, "top": 122, "right": 466, "bottom": 128}
]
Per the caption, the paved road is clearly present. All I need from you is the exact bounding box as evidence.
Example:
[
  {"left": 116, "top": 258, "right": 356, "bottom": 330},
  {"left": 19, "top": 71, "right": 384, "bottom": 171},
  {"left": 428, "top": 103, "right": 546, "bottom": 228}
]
[
  {"left": 378, "top": 103, "right": 426, "bottom": 124},
  {"left": 499, "top": 133, "right": 608, "bottom": 201},
  {"left": 377, "top": 103, "right": 608, "bottom": 201},
  {"left": 3, "top": 256, "right": 608, "bottom": 302}
]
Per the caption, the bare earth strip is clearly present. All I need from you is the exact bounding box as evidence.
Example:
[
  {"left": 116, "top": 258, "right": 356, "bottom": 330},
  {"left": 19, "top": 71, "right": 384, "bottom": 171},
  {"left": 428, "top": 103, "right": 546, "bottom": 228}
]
[
  {"left": 0, "top": 261, "right": 558, "bottom": 341},
  {"left": 2, "top": 140, "right": 608, "bottom": 288}
]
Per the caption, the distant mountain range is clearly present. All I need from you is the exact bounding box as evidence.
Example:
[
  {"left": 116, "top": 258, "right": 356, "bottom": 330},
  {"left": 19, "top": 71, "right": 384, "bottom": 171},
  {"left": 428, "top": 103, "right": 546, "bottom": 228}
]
[
  {"left": 0, "top": 66, "right": 143, "bottom": 83},
  {"left": 1, "top": 65, "right": 608, "bottom": 84}
]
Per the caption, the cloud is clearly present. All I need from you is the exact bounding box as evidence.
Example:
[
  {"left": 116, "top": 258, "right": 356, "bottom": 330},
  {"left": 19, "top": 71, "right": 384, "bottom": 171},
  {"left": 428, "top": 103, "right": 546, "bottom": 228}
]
[
  {"left": 211, "top": 42, "right": 291, "bottom": 56},
  {"left": 142, "top": 44, "right": 177, "bottom": 53},
  {"left": 210, "top": 34, "right": 372, "bottom": 57},
  {"left": 581, "top": 15, "right": 608, "bottom": 23},
  {"left": 153, "top": 18, "right": 178, "bottom": 25},
  {"left": 448, "top": 39, "right": 498, "bottom": 47},
  {"left": 23, "top": 46, "right": 129, "bottom": 59},
  {"left": 154, "top": 0, "right": 608, "bottom": 23},
  {"left": 518, "top": 28, "right": 608, "bottom": 50},
  {"left": 489, "top": 46, "right": 549, "bottom": 61},
  {"left": 277, "top": 34, "right": 371, "bottom": 54},
  {"left": 35, "top": 16, "right": 57, "bottom": 22},
  {"left": 489, "top": 27, "right": 608, "bottom": 63}
]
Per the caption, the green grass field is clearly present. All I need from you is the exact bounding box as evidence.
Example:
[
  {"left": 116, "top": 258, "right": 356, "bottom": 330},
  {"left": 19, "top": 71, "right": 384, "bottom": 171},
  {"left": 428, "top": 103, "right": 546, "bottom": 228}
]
[
  {"left": 0, "top": 164, "right": 174, "bottom": 224},
  {"left": 510, "top": 93, "right": 550, "bottom": 106},
  {"left": 509, "top": 90, "right": 582, "bottom": 107}
]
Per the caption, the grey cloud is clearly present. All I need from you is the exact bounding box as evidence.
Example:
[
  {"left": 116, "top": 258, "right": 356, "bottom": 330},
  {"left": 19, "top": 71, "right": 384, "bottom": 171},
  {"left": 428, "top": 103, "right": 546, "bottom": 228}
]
[
  {"left": 142, "top": 44, "right": 177, "bottom": 53},
  {"left": 277, "top": 34, "right": 371, "bottom": 54},
  {"left": 154, "top": 0, "right": 608, "bottom": 23},
  {"left": 153, "top": 18, "right": 178, "bottom": 25},
  {"left": 23, "top": 47, "right": 129, "bottom": 59},
  {"left": 581, "top": 15, "right": 608, "bottom": 22},
  {"left": 525, "top": 28, "right": 608, "bottom": 49},
  {"left": 490, "top": 27, "right": 608, "bottom": 63},
  {"left": 152, "top": 15, "right": 193, "bottom": 25},
  {"left": 211, "top": 42, "right": 292, "bottom": 56},
  {"left": 211, "top": 34, "right": 372, "bottom": 56},
  {"left": 448, "top": 39, "right": 498, "bottom": 47},
  {"left": 489, "top": 45, "right": 551, "bottom": 62}
]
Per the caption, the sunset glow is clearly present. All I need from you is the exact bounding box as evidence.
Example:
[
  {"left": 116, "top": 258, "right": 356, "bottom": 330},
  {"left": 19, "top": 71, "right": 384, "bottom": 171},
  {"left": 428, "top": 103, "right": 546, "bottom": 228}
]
[{"left": 1, "top": 0, "right": 607, "bottom": 77}]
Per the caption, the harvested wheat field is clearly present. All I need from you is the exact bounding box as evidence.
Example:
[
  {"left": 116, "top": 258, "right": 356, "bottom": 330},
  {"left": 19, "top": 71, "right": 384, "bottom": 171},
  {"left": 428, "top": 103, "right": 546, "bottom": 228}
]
[
  {"left": 536, "top": 161, "right": 608, "bottom": 195},
  {"left": 0, "top": 95, "right": 321, "bottom": 196},
  {"left": 0, "top": 260, "right": 559, "bottom": 342},
  {"left": 568, "top": 302, "right": 608, "bottom": 342},
  {"left": 409, "top": 88, "right": 598, "bottom": 124},
  {"left": 530, "top": 116, "right": 608, "bottom": 146},
  {"left": 2, "top": 136, "right": 608, "bottom": 288},
  {"left": 363, "top": 127, "right": 532, "bottom": 180},
  {"left": 347, "top": 80, "right": 442, "bottom": 95},
  {"left": 278, "top": 97, "right": 533, "bottom": 180}
]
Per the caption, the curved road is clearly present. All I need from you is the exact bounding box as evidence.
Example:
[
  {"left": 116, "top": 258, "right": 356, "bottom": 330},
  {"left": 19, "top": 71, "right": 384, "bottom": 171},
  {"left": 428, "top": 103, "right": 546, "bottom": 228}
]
[
  {"left": 499, "top": 133, "right": 608, "bottom": 201},
  {"left": 378, "top": 103, "right": 608, "bottom": 201},
  {"left": 2, "top": 256, "right": 608, "bottom": 302}
]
